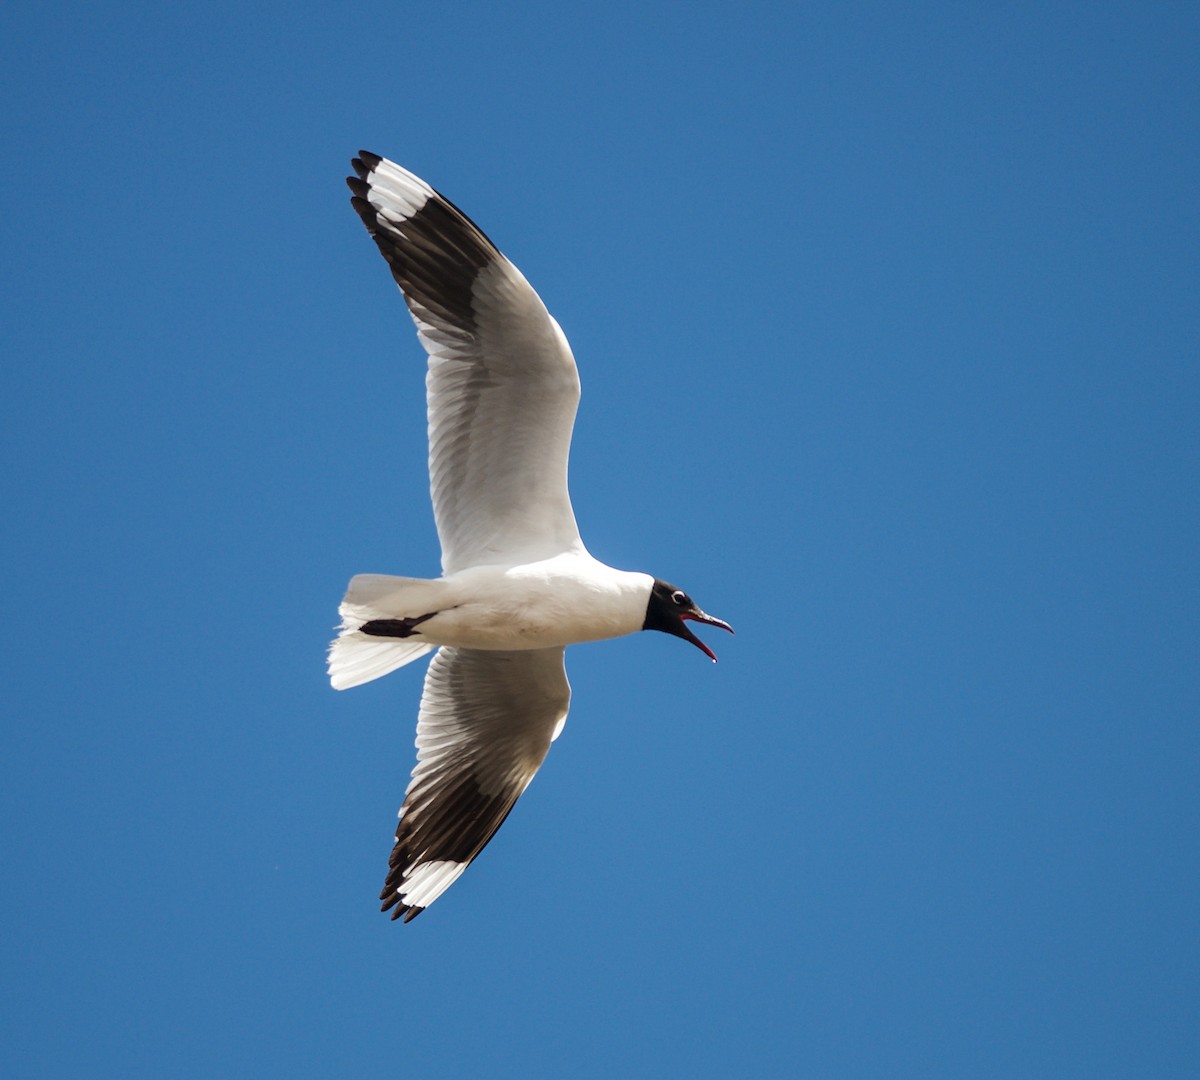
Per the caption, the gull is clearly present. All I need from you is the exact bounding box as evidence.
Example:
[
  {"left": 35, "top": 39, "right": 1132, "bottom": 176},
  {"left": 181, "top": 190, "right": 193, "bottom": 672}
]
[{"left": 329, "top": 152, "right": 732, "bottom": 922}]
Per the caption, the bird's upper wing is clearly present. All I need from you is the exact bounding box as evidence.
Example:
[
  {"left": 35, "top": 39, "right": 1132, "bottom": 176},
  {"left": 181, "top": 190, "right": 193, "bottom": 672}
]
[
  {"left": 348, "top": 153, "right": 584, "bottom": 574},
  {"left": 380, "top": 646, "right": 571, "bottom": 922}
]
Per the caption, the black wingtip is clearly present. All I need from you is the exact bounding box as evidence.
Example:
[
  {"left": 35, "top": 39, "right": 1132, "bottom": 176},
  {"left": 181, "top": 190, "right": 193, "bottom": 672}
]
[
  {"left": 348, "top": 194, "right": 377, "bottom": 233},
  {"left": 346, "top": 175, "right": 369, "bottom": 198},
  {"left": 381, "top": 875, "right": 417, "bottom": 922},
  {"left": 379, "top": 895, "right": 424, "bottom": 923},
  {"left": 356, "top": 149, "right": 382, "bottom": 173}
]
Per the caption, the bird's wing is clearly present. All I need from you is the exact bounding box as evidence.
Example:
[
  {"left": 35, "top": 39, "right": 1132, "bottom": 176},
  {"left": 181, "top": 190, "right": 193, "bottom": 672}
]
[
  {"left": 348, "top": 153, "right": 584, "bottom": 574},
  {"left": 380, "top": 646, "right": 571, "bottom": 922}
]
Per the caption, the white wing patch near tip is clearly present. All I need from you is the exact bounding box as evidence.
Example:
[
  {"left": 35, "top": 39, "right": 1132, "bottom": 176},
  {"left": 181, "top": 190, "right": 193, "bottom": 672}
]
[
  {"left": 394, "top": 859, "right": 469, "bottom": 910},
  {"left": 362, "top": 158, "right": 436, "bottom": 220}
]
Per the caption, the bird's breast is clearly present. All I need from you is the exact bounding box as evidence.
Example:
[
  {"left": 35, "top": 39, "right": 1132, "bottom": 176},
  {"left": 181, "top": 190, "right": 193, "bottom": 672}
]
[{"left": 419, "top": 557, "right": 652, "bottom": 651}]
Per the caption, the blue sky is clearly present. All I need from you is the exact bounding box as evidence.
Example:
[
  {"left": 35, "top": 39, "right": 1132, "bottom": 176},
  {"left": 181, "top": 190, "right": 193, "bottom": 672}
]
[{"left": 2, "top": 2, "right": 1197, "bottom": 1077}]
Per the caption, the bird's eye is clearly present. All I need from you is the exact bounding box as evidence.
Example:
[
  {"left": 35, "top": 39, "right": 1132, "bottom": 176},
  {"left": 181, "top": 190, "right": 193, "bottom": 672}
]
[{"left": 672, "top": 590, "right": 688, "bottom": 607}]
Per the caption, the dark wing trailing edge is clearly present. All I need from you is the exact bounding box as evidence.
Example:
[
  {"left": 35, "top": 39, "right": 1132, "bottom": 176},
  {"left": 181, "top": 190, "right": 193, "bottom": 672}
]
[{"left": 380, "top": 646, "right": 571, "bottom": 922}]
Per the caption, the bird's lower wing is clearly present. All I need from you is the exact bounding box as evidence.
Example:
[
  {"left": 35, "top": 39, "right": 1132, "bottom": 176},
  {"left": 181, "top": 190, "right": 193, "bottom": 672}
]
[{"left": 381, "top": 646, "right": 571, "bottom": 922}]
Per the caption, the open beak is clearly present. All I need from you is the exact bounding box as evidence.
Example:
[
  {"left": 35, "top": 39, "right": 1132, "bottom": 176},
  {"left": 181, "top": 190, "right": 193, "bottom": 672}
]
[{"left": 679, "top": 608, "right": 735, "bottom": 662}]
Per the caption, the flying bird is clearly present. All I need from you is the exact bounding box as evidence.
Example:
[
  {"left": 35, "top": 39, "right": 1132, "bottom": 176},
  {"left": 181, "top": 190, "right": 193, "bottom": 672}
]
[{"left": 329, "top": 152, "right": 732, "bottom": 921}]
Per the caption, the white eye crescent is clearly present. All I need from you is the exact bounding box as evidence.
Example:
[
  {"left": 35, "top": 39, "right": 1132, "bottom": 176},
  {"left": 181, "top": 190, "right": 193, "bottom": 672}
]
[{"left": 672, "top": 590, "right": 688, "bottom": 607}]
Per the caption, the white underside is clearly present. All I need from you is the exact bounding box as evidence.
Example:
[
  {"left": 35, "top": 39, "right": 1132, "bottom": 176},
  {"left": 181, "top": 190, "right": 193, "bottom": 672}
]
[{"left": 328, "top": 554, "right": 653, "bottom": 689}]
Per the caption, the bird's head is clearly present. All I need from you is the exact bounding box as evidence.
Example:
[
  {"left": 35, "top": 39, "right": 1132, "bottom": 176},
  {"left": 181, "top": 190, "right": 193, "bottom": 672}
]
[{"left": 642, "top": 578, "right": 734, "bottom": 662}]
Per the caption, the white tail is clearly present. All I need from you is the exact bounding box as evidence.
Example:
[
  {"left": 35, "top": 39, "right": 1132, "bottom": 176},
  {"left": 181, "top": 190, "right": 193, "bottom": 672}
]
[
  {"left": 328, "top": 574, "right": 444, "bottom": 690},
  {"left": 328, "top": 634, "right": 433, "bottom": 690}
]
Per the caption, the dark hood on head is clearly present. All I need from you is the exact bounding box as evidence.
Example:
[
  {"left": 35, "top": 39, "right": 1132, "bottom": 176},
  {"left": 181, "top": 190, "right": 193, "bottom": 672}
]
[{"left": 642, "top": 578, "right": 733, "bottom": 661}]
